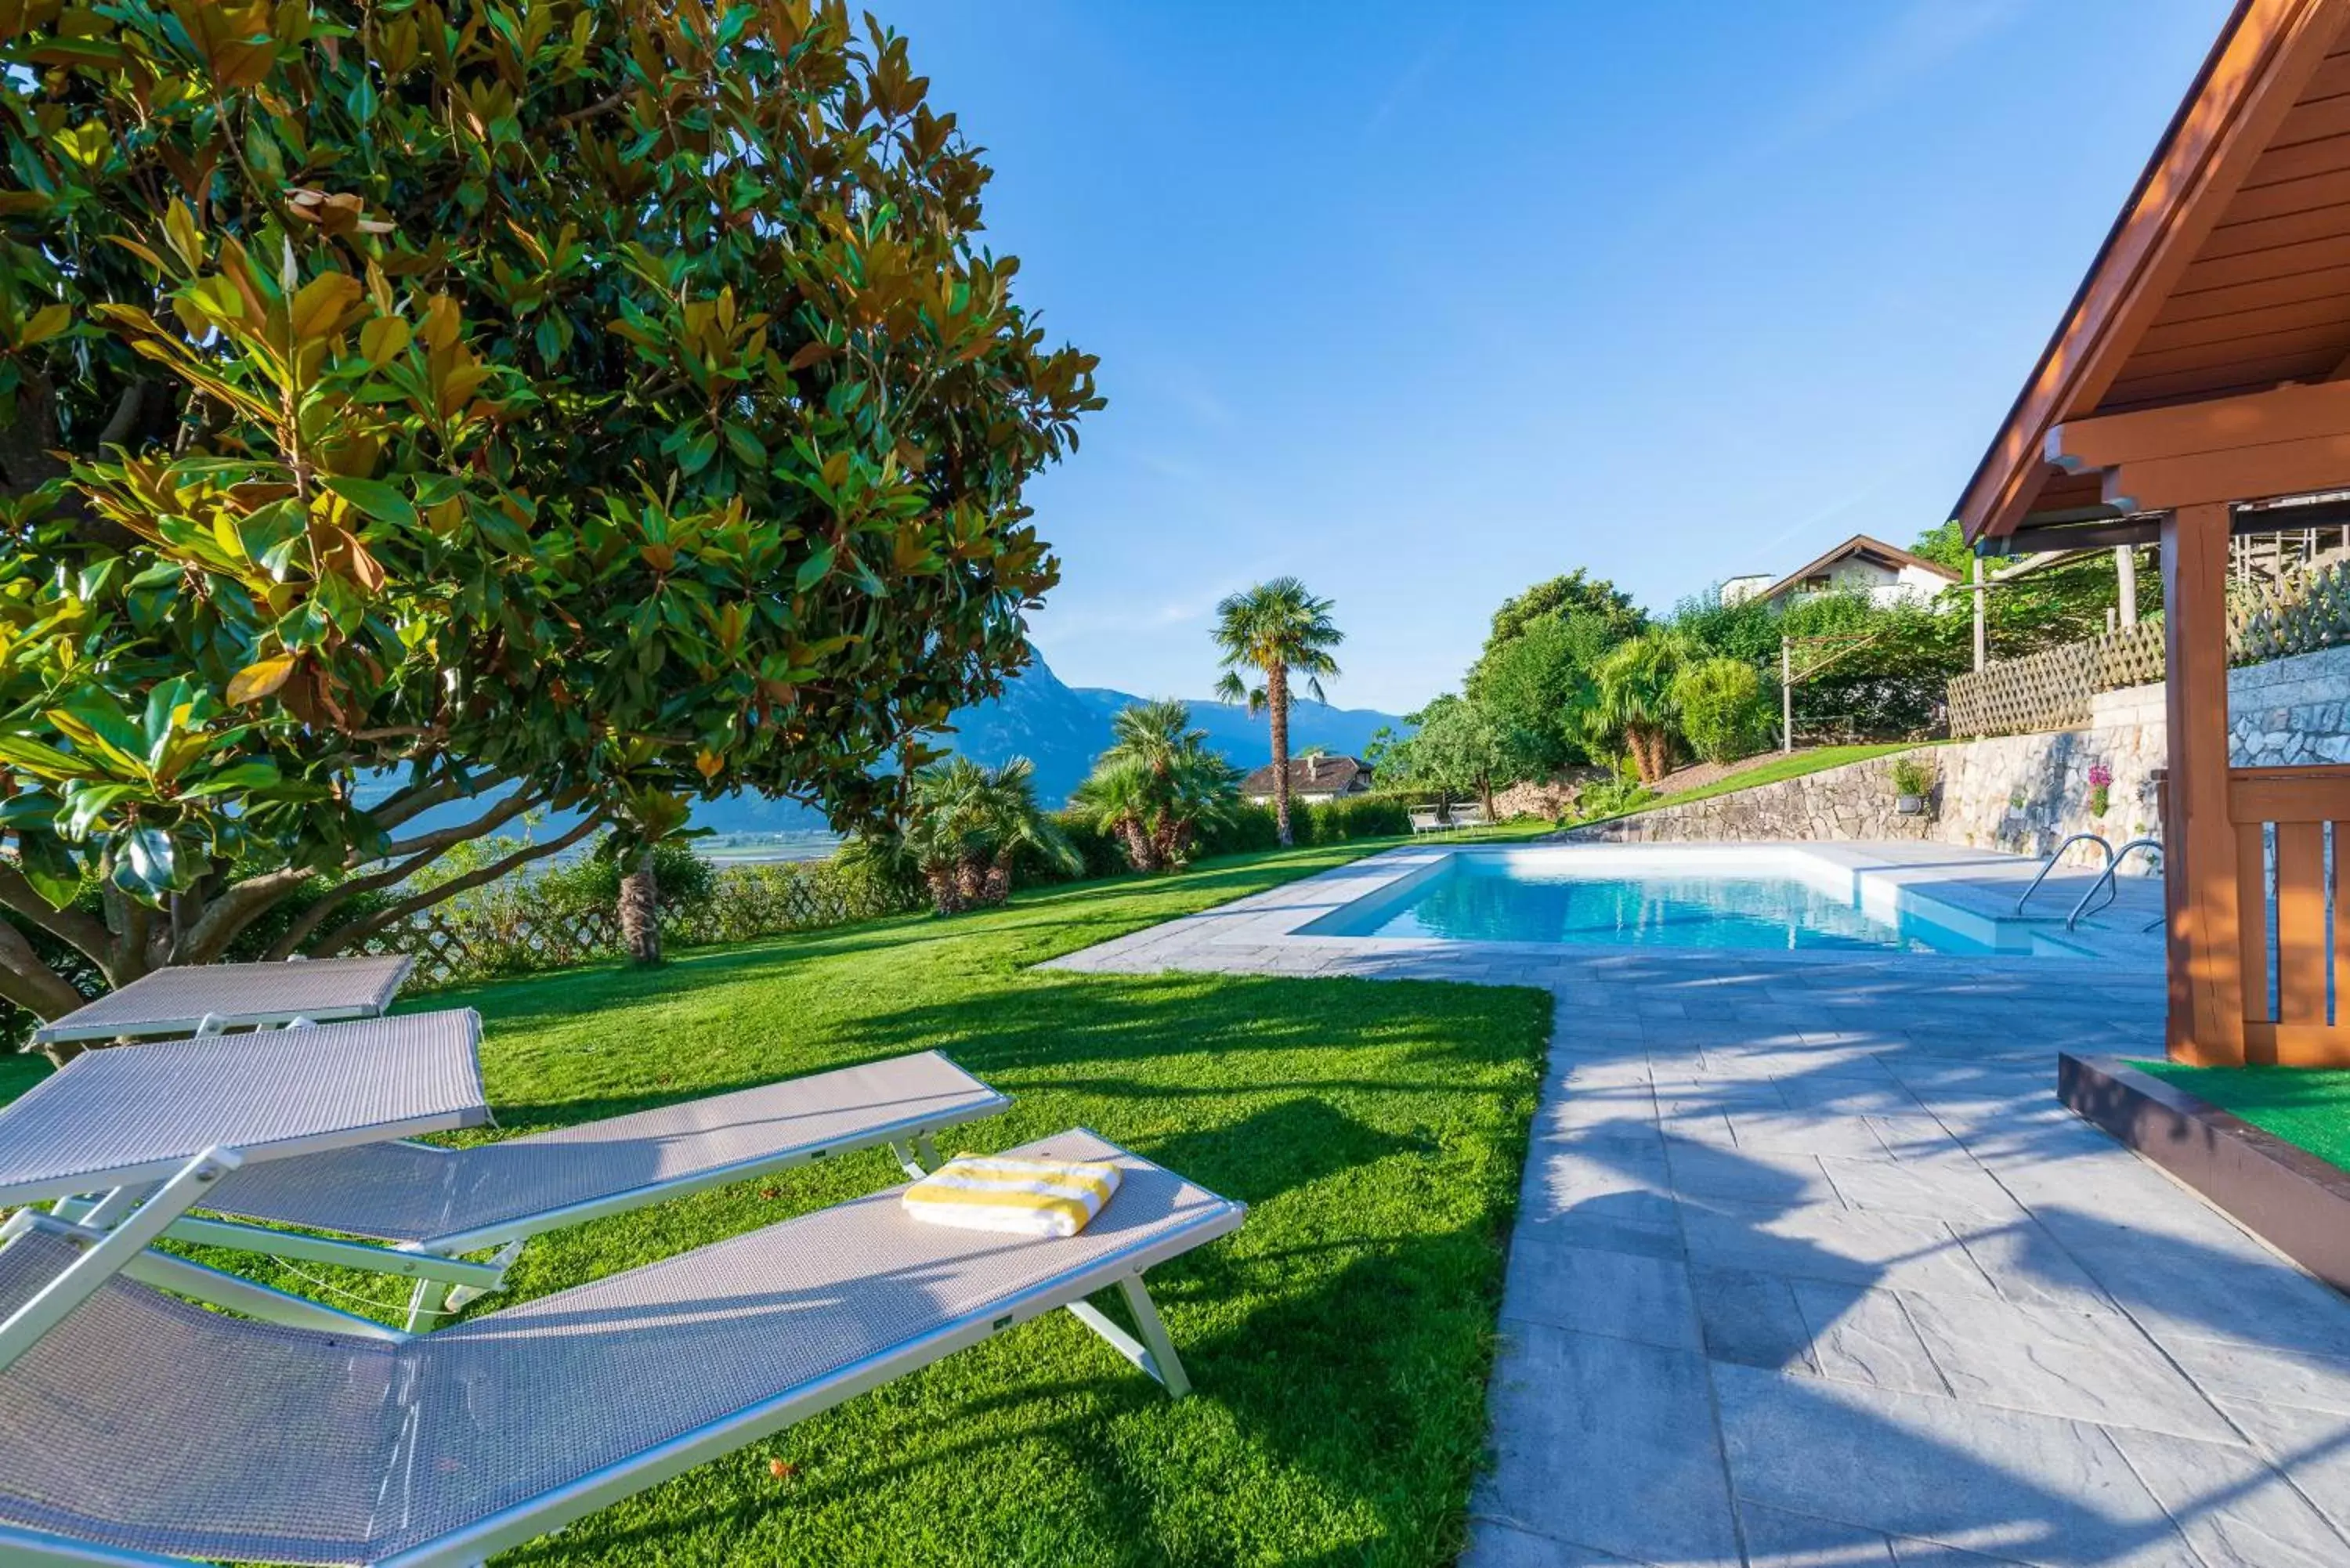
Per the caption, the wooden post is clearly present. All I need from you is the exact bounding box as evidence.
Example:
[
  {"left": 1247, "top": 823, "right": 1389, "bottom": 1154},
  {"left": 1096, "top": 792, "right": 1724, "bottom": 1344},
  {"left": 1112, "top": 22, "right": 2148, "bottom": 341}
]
[
  {"left": 1971, "top": 557, "right": 1987, "bottom": 670},
  {"left": 2161, "top": 502, "right": 2247, "bottom": 1064},
  {"left": 2115, "top": 544, "right": 2138, "bottom": 626},
  {"left": 1780, "top": 638, "right": 1793, "bottom": 753}
]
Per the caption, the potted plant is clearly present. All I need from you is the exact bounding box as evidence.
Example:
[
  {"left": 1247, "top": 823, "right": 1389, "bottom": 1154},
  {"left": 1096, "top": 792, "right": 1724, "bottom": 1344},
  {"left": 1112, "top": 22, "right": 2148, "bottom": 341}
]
[
  {"left": 2086, "top": 761, "right": 2113, "bottom": 819},
  {"left": 1889, "top": 754, "right": 1937, "bottom": 818}
]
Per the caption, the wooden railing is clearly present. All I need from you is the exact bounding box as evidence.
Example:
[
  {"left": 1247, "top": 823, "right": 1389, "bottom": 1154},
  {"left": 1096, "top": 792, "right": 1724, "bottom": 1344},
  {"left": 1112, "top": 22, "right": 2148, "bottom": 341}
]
[{"left": 2230, "top": 764, "right": 2350, "bottom": 1060}]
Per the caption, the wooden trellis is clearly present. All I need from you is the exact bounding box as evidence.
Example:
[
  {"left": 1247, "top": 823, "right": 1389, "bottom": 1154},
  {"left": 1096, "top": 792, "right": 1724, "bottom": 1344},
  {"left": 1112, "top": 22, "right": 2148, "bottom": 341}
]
[{"left": 1947, "top": 555, "right": 2347, "bottom": 739}]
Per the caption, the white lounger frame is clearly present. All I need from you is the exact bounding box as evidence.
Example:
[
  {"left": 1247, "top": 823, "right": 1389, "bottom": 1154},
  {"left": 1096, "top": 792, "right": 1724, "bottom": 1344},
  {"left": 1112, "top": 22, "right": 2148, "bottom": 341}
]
[
  {"left": 0, "top": 1146, "right": 1242, "bottom": 1568},
  {"left": 28, "top": 955, "right": 415, "bottom": 1046},
  {"left": 49, "top": 1094, "right": 1004, "bottom": 1330}
]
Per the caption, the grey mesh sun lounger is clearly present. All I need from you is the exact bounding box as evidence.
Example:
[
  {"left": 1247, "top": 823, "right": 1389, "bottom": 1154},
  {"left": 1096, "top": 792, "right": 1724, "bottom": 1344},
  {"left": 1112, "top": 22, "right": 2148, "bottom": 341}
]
[
  {"left": 178, "top": 1046, "right": 1013, "bottom": 1325},
  {"left": 0, "top": 1129, "right": 1245, "bottom": 1568},
  {"left": 27, "top": 956, "right": 415, "bottom": 1047},
  {"left": 8, "top": 1021, "right": 1013, "bottom": 1328}
]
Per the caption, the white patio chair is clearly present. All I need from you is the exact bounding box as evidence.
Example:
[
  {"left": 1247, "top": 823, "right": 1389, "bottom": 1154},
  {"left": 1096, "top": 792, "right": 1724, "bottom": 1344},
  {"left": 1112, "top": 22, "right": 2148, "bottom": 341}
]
[
  {"left": 1448, "top": 804, "right": 1490, "bottom": 833},
  {"left": 1408, "top": 807, "right": 1445, "bottom": 835},
  {"left": 0, "top": 1130, "right": 1243, "bottom": 1568},
  {"left": 16, "top": 1024, "right": 1010, "bottom": 1328}
]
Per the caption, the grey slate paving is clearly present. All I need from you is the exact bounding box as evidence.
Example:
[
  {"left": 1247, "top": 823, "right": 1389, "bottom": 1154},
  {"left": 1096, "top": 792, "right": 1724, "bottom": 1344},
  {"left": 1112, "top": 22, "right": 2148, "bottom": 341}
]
[{"left": 1045, "top": 841, "right": 2350, "bottom": 1566}]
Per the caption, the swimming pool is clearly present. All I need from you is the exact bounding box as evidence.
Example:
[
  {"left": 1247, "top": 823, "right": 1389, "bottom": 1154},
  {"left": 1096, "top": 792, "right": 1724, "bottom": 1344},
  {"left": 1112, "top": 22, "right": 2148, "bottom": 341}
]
[{"left": 1300, "top": 848, "right": 2083, "bottom": 957}]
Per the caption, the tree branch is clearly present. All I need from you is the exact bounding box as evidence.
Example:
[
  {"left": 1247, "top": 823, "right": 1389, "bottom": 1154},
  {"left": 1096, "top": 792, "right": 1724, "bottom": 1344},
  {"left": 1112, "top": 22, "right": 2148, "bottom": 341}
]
[
  {"left": 0, "top": 860, "right": 114, "bottom": 965},
  {"left": 264, "top": 788, "right": 546, "bottom": 959},
  {"left": 169, "top": 862, "right": 320, "bottom": 966},
  {"left": 0, "top": 912, "right": 93, "bottom": 1020},
  {"left": 373, "top": 786, "right": 544, "bottom": 864},
  {"left": 366, "top": 774, "right": 493, "bottom": 835},
  {"left": 311, "top": 811, "right": 606, "bottom": 957}
]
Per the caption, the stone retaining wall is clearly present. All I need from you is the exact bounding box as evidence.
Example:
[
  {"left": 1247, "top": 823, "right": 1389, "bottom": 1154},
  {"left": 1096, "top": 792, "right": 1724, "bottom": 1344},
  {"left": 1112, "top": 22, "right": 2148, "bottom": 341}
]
[{"left": 1570, "top": 644, "right": 2350, "bottom": 869}]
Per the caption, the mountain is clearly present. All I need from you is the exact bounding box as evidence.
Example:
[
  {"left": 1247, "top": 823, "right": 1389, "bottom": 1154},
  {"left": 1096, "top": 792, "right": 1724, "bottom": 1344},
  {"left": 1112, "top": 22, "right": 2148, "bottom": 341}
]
[
  {"left": 382, "top": 656, "right": 1410, "bottom": 841},
  {"left": 959, "top": 658, "right": 1409, "bottom": 806},
  {"left": 681, "top": 656, "right": 1407, "bottom": 825}
]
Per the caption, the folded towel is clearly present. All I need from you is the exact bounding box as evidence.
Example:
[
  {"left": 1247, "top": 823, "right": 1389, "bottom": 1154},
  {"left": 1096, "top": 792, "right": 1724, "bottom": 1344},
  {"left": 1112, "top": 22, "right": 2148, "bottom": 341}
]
[{"left": 902, "top": 1154, "right": 1123, "bottom": 1238}]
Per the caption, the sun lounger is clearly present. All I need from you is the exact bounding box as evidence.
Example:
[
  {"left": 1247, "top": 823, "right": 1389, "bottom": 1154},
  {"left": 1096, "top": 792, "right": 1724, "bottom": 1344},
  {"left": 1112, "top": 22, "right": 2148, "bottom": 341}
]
[
  {"left": 27, "top": 956, "right": 415, "bottom": 1048},
  {"left": 6, "top": 1024, "right": 1020, "bottom": 1335},
  {"left": 1408, "top": 807, "right": 1446, "bottom": 835},
  {"left": 0, "top": 1129, "right": 1244, "bottom": 1567},
  {"left": 182, "top": 1047, "right": 1011, "bottom": 1324}
]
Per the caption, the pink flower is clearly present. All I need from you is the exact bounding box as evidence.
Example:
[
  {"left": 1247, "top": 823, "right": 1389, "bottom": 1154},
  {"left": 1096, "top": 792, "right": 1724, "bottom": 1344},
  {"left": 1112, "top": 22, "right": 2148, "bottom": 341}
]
[{"left": 2087, "top": 762, "right": 2113, "bottom": 789}]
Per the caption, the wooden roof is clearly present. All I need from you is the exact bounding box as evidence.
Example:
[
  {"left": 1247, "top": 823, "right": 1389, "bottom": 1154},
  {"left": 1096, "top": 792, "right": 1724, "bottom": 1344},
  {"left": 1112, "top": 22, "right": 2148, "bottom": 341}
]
[
  {"left": 1957, "top": 0, "right": 2350, "bottom": 541},
  {"left": 1751, "top": 533, "right": 1960, "bottom": 602}
]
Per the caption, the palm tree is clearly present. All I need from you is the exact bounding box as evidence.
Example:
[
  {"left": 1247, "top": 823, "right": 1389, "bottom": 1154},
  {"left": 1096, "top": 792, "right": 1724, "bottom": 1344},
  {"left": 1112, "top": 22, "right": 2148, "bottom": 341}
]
[
  {"left": 1211, "top": 578, "right": 1343, "bottom": 847},
  {"left": 846, "top": 755, "right": 1079, "bottom": 915},
  {"left": 1585, "top": 630, "right": 1695, "bottom": 784},
  {"left": 1070, "top": 700, "right": 1240, "bottom": 871}
]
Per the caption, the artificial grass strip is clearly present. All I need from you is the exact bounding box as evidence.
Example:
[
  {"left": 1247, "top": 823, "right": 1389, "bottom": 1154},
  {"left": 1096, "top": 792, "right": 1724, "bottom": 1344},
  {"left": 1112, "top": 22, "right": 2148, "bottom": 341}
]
[
  {"left": 6, "top": 840, "right": 1550, "bottom": 1567},
  {"left": 2132, "top": 1060, "right": 2350, "bottom": 1174}
]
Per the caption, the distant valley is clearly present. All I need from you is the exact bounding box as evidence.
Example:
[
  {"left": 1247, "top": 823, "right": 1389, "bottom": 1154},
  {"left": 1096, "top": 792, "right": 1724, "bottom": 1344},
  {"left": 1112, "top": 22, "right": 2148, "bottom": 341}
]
[{"left": 376, "top": 656, "right": 1410, "bottom": 847}]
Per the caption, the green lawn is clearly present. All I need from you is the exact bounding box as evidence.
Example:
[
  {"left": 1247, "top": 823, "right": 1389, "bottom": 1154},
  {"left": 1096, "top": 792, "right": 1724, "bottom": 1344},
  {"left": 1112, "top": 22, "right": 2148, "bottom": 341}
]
[
  {"left": 5, "top": 839, "right": 1551, "bottom": 1567},
  {"left": 1576, "top": 742, "right": 1928, "bottom": 827},
  {"left": 2133, "top": 1060, "right": 2350, "bottom": 1173}
]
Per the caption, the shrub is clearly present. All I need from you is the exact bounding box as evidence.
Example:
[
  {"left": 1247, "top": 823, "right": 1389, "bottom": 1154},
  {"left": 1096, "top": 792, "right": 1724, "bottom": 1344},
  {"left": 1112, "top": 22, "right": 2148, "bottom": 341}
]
[
  {"left": 1571, "top": 770, "right": 1657, "bottom": 824},
  {"left": 1310, "top": 795, "right": 1412, "bottom": 841},
  {"left": 1672, "top": 658, "right": 1776, "bottom": 764},
  {"left": 1888, "top": 755, "right": 1939, "bottom": 798},
  {"left": 1198, "top": 804, "right": 1283, "bottom": 858}
]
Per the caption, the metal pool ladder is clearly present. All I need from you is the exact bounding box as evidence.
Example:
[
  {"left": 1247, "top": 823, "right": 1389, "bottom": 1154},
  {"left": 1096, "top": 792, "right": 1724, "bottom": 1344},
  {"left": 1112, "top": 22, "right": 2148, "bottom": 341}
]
[
  {"left": 2066, "top": 837, "right": 2164, "bottom": 932},
  {"left": 2014, "top": 833, "right": 2114, "bottom": 917}
]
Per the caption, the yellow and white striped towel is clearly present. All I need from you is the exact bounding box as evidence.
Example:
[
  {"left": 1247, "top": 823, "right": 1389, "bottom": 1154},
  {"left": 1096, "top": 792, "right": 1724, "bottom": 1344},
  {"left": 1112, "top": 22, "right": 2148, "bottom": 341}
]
[{"left": 902, "top": 1154, "right": 1123, "bottom": 1238}]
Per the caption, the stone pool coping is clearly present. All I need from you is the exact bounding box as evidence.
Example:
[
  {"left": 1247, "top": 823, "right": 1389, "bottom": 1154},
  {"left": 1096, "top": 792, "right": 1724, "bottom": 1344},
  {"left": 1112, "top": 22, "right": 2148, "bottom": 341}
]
[{"left": 1048, "top": 840, "right": 2168, "bottom": 982}]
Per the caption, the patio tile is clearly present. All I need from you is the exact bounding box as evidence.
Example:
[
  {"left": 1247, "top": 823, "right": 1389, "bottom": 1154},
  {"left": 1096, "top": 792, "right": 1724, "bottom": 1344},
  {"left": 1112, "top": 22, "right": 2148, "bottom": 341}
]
[
  {"left": 2157, "top": 1334, "right": 2350, "bottom": 1416},
  {"left": 2101, "top": 1422, "right": 2350, "bottom": 1568},
  {"left": 1791, "top": 1282, "right": 1949, "bottom": 1397},
  {"left": 1693, "top": 1265, "right": 1817, "bottom": 1374},
  {"left": 1679, "top": 1198, "right": 2001, "bottom": 1299},
  {"left": 1457, "top": 1519, "right": 1648, "bottom": 1566},
  {"left": 2209, "top": 1396, "right": 2350, "bottom": 1543},
  {"left": 1818, "top": 1157, "right": 2024, "bottom": 1225},
  {"left": 1473, "top": 1322, "right": 1743, "bottom": 1568},
  {"left": 1665, "top": 1137, "right": 1835, "bottom": 1209},
  {"left": 1726, "top": 1108, "right": 1897, "bottom": 1160},
  {"left": 1499, "top": 1237, "right": 1699, "bottom": 1350},
  {"left": 1713, "top": 1362, "right": 2197, "bottom": 1566},
  {"left": 1738, "top": 1500, "right": 1899, "bottom": 1566},
  {"left": 1900, "top": 1295, "right": 2234, "bottom": 1441}
]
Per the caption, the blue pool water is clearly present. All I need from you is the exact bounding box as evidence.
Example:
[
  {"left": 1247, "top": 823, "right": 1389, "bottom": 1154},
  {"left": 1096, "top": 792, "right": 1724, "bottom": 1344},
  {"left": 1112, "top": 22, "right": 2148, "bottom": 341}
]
[{"left": 1303, "top": 857, "right": 2018, "bottom": 955}]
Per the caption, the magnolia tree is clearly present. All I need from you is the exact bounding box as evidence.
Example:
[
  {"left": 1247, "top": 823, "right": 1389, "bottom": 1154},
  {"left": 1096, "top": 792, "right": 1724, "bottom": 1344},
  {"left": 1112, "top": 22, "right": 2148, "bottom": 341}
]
[{"left": 0, "top": 1, "right": 1099, "bottom": 1023}]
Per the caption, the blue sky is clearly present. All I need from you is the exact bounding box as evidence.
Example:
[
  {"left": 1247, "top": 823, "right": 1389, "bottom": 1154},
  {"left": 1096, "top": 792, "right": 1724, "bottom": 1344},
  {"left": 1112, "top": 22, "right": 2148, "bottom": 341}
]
[{"left": 885, "top": 0, "right": 2229, "bottom": 714}]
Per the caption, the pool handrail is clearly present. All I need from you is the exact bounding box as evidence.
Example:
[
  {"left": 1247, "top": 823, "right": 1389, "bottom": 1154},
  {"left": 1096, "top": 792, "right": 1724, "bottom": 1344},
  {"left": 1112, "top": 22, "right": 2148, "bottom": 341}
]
[
  {"left": 2014, "top": 833, "right": 2114, "bottom": 918},
  {"left": 2066, "top": 836, "right": 2164, "bottom": 931}
]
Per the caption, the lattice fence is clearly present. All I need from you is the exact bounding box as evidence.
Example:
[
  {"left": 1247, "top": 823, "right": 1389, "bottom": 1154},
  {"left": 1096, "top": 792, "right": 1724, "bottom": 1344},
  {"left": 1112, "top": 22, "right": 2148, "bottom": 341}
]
[
  {"left": 1948, "top": 555, "right": 2349, "bottom": 739},
  {"left": 356, "top": 859, "right": 918, "bottom": 989}
]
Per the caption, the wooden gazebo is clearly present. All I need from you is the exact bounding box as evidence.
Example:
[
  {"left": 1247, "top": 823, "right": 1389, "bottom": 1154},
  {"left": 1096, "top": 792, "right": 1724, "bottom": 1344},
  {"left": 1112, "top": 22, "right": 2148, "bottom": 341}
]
[{"left": 1956, "top": 0, "right": 2350, "bottom": 1066}]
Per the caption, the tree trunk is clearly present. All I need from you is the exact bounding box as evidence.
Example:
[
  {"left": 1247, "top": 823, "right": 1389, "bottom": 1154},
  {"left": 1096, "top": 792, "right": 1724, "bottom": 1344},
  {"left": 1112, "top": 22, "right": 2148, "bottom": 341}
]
[
  {"left": 1119, "top": 818, "right": 1157, "bottom": 873},
  {"left": 1269, "top": 663, "right": 1292, "bottom": 847},
  {"left": 619, "top": 849, "right": 660, "bottom": 966}
]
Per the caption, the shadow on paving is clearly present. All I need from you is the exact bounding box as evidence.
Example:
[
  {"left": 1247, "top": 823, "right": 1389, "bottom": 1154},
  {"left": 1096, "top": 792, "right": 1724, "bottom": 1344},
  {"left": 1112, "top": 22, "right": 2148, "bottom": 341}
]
[{"left": 1500, "top": 1021, "right": 2350, "bottom": 1566}]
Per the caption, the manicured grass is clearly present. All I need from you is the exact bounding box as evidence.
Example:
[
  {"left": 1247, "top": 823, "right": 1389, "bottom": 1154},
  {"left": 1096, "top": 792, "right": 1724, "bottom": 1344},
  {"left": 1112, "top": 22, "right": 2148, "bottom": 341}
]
[
  {"left": 2133, "top": 1060, "right": 2350, "bottom": 1173},
  {"left": 7, "top": 839, "right": 1550, "bottom": 1567},
  {"left": 1574, "top": 742, "right": 1928, "bottom": 828}
]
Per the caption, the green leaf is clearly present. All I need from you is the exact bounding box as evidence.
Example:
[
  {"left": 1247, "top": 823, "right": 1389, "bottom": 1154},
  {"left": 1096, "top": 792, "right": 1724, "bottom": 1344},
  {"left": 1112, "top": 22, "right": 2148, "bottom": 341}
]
[
  {"left": 14, "top": 831, "right": 81, "bottom": 909},
  {"left": 321, "top": 475, "right": 419, "bottom": 529},
  {"left": 113, "top": 825, "right": 179, "bottom": 901},
  {"left": 0, "top": 735, "right": 99, "bottom": 781},
  {"left": 179, "top": 759, "right": 283, "bottom": 798},
  {"left": 795, "top": 544, "right": 835, "bottom": 591}
]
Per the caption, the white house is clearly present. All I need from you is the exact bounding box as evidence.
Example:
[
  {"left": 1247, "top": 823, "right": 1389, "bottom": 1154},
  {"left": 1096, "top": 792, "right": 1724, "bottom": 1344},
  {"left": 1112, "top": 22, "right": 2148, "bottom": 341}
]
[
  {"left": 1239, "top": 754, "right": 1372, "bottom": 806},
  {"left": 1719, "top": 533, "right": 1960, "bottom": 609}
]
